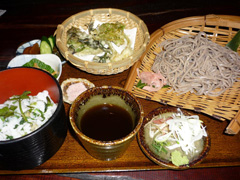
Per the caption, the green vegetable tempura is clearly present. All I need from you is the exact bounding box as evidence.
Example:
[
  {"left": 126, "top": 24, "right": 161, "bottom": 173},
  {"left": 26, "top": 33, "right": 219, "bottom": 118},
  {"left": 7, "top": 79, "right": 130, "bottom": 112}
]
[
  {"left": 67, "top": 21, "right": 133, "bottom": 63},
  {"left": 92, "top": 22, "right": 126, "bottom": 46}
]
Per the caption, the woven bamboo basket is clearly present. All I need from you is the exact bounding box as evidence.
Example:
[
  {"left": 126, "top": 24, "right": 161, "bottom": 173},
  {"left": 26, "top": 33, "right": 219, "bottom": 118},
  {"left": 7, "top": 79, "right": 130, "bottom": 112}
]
[
  {"left": 124, "top": 14, "right": 240, "bottom": 134},
  {"left": 55, "top": 8, "right": 150, "bottom": 75}
]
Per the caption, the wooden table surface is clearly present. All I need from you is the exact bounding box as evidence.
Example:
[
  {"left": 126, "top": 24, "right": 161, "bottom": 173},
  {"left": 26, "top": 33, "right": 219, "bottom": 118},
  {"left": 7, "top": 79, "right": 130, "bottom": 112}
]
[{"left": 1, "top": 0, "right": 240, "bottom": 179}]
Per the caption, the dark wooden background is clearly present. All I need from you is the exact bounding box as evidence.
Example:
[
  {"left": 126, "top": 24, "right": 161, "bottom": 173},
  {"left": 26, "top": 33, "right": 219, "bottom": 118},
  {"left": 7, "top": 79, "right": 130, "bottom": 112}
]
[{"left": 1, "top": 0, "right": 240, "bottom": 71}]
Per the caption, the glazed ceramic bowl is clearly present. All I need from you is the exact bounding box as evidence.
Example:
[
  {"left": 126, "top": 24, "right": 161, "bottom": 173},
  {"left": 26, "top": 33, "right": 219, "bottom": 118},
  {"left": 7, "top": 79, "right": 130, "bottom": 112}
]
[
  {"left": 0, "top": 67, "right": 67, "bottom": 170},
  {"left": 69, "top": 86, "right": 144, "bottom": 161},
  {"left": 137, "top": 106, "right": 211, "bottom": 170},
  {"left": 7, "top": 54, "right": 62, "bottom": 80}
]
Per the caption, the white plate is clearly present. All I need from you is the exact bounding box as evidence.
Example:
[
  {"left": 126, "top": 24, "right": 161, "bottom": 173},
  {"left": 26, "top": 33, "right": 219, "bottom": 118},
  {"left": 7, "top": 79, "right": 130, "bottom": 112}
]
[{"left": 7, "top": 54, "right": 62, "bottom": 80}]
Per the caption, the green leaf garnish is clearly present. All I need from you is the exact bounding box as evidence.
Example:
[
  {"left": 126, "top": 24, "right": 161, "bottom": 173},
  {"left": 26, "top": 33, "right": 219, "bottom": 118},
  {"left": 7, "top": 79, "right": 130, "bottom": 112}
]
[
  {"left": 136, "top": 80, "right": 171, "bottom": 89},
  {"left": 10, "top": 91, "right": 31, "bottom": 101},
  {"left": 162, "top": 85, "right": 171, "bottom": 88},
  {"left": 45, "top": 96, "right": 53, "bottom": 113},
  {"left": 226, "top": 31, "right": 240, "bottom": 52},
  {"left": 35, "top": 108, "right": 45, "bottom": 120},
  {"left": 6, "top": 135, "right": 14, "bottom": 140},
  {"left": 20, "top": 119, "right": 25, "bottom": 125},
  {"left": 152, "top": 140, "right": 168, "bottom": 154},
  {"left": 9, "top": 91, "right": 31, "bottom": 122},
  {"left": 0, "top": 106, "right": 14, "bottom": 119},
  {"left": 136, "top": 80, "right": 147, "bottom": 89}
]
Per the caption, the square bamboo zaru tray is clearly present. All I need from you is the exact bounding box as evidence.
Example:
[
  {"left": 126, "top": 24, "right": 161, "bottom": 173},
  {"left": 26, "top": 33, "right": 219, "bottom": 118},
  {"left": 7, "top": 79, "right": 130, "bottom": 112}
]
[{"left": 124, "top": 14, "right": 240, "bottom": 135}]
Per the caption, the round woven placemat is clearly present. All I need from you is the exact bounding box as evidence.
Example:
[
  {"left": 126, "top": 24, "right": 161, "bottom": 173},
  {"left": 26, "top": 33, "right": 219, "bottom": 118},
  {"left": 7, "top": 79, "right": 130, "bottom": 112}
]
[{"left": 56, "top": 8, "right": 150, "bottom": 75}]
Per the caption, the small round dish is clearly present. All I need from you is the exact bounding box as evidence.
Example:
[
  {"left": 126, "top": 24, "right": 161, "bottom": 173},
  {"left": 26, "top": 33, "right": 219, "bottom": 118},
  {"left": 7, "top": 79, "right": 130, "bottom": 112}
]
[
  {"left": 137, "top": 106, "right": 211, "bottom": 170},
  {"left": 16, "top": 39, "right": 41, "bottom": 55},
  {"left": 7, "top": 54, "right": 62, "bottom": 80},
  {"left": 61, "top": 78, "right": 95, "bottom": 104}
]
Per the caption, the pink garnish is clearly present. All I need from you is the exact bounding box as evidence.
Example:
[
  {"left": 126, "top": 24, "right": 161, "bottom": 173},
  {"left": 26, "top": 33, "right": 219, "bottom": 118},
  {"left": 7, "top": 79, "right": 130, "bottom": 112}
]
[
  {"left": 66, "top": 82, "right": 87, "bottom": 102},
  {"left": 153, "top": 119, "right": 165, "bottom": 124},
  {"left": 153, "top": 117, "right": 173, "bottom": 124},
  {"left": 137, "top": 68, "right": 167, "bottom": 92}
]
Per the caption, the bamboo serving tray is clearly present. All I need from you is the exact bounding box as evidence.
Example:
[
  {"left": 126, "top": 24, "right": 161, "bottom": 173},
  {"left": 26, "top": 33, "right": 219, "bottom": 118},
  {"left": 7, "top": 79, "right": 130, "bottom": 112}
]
[{"left": 125, "top": 14, "right": 240, "bottom": 134}]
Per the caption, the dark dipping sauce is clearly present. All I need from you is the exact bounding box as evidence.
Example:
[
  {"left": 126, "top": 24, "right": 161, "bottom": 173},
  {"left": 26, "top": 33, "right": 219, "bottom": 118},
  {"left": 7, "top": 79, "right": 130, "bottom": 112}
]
[{"left": 80, "top": 104, "right": 134, "bottom": 141}]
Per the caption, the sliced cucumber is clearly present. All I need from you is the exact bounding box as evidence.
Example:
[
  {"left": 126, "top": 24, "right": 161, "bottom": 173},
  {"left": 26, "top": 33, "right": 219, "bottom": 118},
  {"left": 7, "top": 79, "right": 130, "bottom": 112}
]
[
  {"left": 48, "top": 35, "right": 56, "bottom": 49},
  {"left": 40, "top": 36, "right": 52, "bottom": 54}
]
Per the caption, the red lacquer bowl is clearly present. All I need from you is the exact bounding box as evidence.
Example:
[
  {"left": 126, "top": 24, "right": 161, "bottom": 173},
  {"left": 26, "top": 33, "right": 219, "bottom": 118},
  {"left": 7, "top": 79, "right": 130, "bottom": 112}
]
[{"left": 0, "top": 67, "right": 67, "bottom": 170}]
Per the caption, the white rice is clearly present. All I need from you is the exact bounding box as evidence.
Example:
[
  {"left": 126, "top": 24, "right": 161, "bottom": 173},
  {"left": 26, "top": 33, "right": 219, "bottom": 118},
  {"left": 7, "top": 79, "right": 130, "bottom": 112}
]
[{"left": 0, "top": 90, "right": 57, "bottom": 141}]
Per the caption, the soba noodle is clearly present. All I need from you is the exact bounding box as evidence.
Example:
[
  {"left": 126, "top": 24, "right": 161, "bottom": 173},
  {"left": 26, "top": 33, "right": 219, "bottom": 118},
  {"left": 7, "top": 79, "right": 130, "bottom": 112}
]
[{"left": 152, "top": 32, "right": 240, "bottom": 96}]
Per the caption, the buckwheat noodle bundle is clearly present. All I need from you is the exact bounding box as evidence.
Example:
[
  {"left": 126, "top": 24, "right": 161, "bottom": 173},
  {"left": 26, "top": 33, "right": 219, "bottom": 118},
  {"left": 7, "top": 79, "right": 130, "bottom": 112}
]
[{"left": 152, "top": 32, "right": 240, "bottom": 96}]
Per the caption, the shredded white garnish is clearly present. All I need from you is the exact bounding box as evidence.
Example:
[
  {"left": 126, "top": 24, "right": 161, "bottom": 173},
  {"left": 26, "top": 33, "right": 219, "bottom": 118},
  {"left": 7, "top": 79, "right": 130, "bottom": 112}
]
[{"left": 146, "top": 108, "right": 207, "bottom": 155}]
